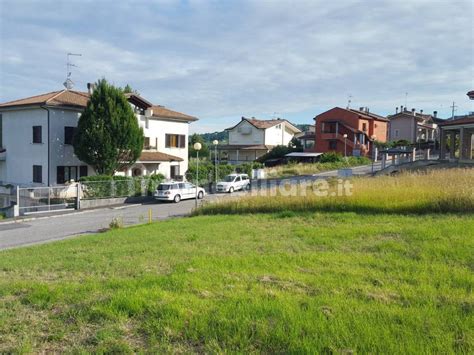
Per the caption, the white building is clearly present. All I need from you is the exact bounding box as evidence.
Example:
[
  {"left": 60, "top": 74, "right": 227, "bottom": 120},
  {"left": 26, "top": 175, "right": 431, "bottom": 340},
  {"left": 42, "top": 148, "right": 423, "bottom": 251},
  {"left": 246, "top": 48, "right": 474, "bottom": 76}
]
[
  {"left": 219, "top": 117, "right": 301, "bottom": 164},
  {"left": 0, "top": 87, "right": 197, "bottom": 186}
]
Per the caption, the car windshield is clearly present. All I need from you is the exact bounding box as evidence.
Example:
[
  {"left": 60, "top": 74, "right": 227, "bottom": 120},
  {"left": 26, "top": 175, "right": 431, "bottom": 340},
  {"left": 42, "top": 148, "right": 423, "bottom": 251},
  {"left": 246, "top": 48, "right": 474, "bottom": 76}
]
[
  {"left": 158, "top": 184, "right": 171, "bottom": 190},
  {"left": 224, "top": 175, "right": 236, "bottom": 182}
]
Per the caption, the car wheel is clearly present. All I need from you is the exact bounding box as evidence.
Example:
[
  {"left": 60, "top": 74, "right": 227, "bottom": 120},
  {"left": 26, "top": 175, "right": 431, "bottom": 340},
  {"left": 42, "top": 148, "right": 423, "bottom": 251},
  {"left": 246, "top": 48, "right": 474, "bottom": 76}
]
[
  {"left": 229, "top": 187, "right": 234, "bottom": 193},
  {"left": 173, "top": 194, "right": 181, "bottom": 203},
  {"left": 198, "top": 191, "right": 204, "bottom": 199}
]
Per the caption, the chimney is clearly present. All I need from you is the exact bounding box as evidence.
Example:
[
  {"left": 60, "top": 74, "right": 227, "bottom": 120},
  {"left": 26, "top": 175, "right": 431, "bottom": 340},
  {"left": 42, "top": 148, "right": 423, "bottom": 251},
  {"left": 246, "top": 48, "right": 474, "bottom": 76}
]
[
  {"left": 359, "top": 107, "right": 364, "bottom": 112},
  {"left": 396, "top": 107, "right": 399, "bottom": 114},
  {"left": 433, "top": 111, "right": 438, "bottom": 118},
  {"left": 87, "top": 83, "right": 96, "bottom": 95},
  {"left": 366, "top": 107, "right": 370, "bottom": 114},
  {"left": 420, "top": 109, "right": 423, "bottom": 114},
  {"left": 401, "top": 105, "right": 404, "bottom": 112},
  {"left": 411, "top": 108, "right": 415, "bottom": 116}
]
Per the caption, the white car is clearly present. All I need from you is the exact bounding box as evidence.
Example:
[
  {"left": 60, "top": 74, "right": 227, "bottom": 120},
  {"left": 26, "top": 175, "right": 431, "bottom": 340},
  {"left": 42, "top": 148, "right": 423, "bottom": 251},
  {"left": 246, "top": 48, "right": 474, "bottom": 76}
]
[
  {"left": 216, "top": 174, "right": 250, "bottom": 193},
  {"left": 154, "top": 182, "right": 205, "bottom": 203}
]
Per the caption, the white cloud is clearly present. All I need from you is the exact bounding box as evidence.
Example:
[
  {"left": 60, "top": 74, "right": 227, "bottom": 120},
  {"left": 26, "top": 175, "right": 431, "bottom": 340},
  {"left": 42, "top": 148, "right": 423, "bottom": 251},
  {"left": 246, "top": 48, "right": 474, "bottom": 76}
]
[{"left": 0, "top": 0, "right": 473, "bottom": 132}]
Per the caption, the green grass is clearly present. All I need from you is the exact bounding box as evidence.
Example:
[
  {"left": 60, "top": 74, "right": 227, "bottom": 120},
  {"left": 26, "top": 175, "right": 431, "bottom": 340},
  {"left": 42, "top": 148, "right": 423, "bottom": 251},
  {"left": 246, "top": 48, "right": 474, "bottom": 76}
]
[{"left": 0, "top": 213, "right": 473, "bottom": 353}]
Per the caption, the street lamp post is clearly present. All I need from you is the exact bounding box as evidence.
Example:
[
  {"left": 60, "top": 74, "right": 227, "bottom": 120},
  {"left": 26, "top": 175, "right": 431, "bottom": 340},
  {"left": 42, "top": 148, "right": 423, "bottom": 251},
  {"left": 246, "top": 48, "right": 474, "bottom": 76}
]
[
  {"left": 193, "top": 142, "right": 202, "bottom": 208},
  {"left": 212, "top": 140, "right": 218, "bottom": 192},
  {"left": 343, "top": 134, "right": 348, "bottom": 158},
  {"left": 371, "top": 135, "right": 377, "bottom": 174}
]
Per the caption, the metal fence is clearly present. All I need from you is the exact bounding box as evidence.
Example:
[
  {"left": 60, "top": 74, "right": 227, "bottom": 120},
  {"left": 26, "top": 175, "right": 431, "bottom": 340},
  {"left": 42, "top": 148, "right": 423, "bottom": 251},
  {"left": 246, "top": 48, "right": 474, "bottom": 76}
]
[{"left": 18, "top": 185, "right": 78, "bottom": 214}]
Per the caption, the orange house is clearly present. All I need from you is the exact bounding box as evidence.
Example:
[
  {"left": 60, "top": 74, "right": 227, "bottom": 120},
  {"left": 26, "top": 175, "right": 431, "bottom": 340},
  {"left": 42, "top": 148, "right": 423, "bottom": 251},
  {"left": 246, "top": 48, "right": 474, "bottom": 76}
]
[{"left": 314, "top": 107, "right": 388, "bottom": 157}]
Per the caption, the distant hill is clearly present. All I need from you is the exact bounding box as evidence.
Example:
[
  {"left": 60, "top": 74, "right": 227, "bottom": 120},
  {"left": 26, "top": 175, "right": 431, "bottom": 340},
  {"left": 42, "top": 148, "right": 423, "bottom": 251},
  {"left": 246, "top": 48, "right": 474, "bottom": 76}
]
[
  {"left": 192, "top": 131, "right": 228, "bottom": 144},
  {"left": 296, "top": 124, "right": 313, "bottom": 132}
]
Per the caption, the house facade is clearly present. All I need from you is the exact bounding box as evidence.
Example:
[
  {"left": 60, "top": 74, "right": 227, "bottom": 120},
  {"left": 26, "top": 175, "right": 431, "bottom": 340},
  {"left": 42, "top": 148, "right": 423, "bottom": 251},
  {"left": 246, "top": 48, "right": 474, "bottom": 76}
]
[
  {"left": 314, "top": 107, "right": 388, "bottom": 157},
  {"left": 439, "top": 91, "right": 474, "bottom": 162},
  {"left": 388, "top": 106, "right": 439, "bottom": 144},
  {"left": 218, "top": 117, "right": 301, "bottom": 164},
  {"left": 0, "top": 87, "right": 197, "bottom": 186},
  {"left": 294, "top": 125, "right": 315, "bottom": 152},
  {"left": 439, "top": 116, "right": 474, "bottom": 162}
]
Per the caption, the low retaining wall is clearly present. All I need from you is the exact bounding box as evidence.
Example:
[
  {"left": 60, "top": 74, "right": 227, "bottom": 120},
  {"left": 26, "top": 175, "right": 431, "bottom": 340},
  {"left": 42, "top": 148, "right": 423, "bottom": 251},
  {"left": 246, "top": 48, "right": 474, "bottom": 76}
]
[
  {"left": 79, "top": 196, "right": 154, "bottom": 210},
  {"left": 374, "top": 160, "right": 441, "bottom": 176}
]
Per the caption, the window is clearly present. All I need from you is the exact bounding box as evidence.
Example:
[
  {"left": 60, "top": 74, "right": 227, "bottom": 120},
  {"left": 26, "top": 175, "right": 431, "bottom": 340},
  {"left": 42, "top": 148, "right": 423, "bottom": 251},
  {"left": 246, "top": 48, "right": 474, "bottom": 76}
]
[
  {"left": 329, "top": 140, "right": 337, "bottom": 150},
  {"left": 362, "top": 123, "right": 367, "bottom": 132},
  {"left": 33, "top": 165, "right": 42, "bottom": 183},
  {"left": 170, "top": 165, "right": 180, "bottom": 179},
  {"left": 165, "top": 134, "right": 185, "bottom": 148},
  {"left": 56, "top": 166, "right": 78, "bottom": 184},
  {"left": 79, "top": 166, "right": 88, "bottom": 178},
  {"left": 144, "top": 137, "right": 150, "bottom": 149},
  {"left": 64, "top": 126, "right": 75, "bottom": 145},
  {"left": 33, "top": 126, "right": 42, "bottom": 143},
  {"left": 394, "top": 129, "right": 399, "bottom": 138}
]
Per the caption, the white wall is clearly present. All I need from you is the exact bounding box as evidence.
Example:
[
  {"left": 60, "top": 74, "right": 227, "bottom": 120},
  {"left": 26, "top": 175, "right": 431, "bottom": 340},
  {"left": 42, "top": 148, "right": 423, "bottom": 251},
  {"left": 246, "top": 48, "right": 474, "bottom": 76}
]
[
  {"left": 228, "top": 120, "right": 264, "bottom": 145},
  {"left": 1, "top": 108, "right": 48, "bottom": 185},
  {"left": 138, "top": 115, "right": 190, "bottom": 179},
  {"left": 49, "top": 108, "right": 90, "bottom": 183},
  {"left": 263, "top": 122, "right": 295, "bottom": 146}
]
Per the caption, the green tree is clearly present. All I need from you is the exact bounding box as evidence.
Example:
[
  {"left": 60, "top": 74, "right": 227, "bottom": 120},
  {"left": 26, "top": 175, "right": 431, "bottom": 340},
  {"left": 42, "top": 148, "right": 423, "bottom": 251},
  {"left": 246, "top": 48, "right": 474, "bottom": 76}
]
[
  {"left": 123, "top": 84, "right": 139, "bottom": 95},
  {"left": 189, "top": 133, "right": 209, "bottom": 158},
  {"left": 73, "top": 79, "right": 144, "bottom": 175}
]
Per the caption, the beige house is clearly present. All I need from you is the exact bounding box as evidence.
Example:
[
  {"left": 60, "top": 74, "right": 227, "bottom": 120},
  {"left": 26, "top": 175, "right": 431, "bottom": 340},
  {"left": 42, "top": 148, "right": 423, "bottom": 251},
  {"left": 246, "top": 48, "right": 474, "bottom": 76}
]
[
  {"left": 219, "top": 117, "right": 301, "bottom": 164},
  {"left": 388, "top": 107, "right": 439, "bottom": 144}
]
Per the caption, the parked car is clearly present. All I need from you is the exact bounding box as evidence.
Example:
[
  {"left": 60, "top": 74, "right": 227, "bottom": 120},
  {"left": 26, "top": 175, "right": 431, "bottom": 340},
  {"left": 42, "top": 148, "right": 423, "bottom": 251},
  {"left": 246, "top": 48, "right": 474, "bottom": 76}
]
[
  {"left": 154, "top": 182, "right": 205, "bottom": 203},
  {"left": 216, "top": 174, "right": 250, "bottom": 193}
]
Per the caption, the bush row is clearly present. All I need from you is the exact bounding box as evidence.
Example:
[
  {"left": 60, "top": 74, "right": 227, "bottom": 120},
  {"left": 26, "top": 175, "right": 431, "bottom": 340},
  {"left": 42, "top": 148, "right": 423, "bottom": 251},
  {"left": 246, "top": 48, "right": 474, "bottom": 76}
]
[
  {"left": 79, "top": 174, "right": 164, "bottom": 199},
  {"left": 185, "top": 162, "right": 263, "bottom": 185}
]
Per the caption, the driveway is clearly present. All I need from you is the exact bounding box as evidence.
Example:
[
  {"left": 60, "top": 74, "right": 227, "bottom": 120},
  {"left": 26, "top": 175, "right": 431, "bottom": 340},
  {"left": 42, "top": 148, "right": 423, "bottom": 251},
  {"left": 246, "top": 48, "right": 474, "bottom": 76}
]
[{"left": 0, "top": 163, "right": 384, "bottom": 250}]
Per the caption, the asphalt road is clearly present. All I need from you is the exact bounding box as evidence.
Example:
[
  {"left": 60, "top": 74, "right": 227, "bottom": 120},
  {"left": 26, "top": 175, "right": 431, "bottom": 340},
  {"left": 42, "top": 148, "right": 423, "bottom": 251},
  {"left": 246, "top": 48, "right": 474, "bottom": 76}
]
[{"left": 0, "top": 163, "right": 385, "bottom": 250}]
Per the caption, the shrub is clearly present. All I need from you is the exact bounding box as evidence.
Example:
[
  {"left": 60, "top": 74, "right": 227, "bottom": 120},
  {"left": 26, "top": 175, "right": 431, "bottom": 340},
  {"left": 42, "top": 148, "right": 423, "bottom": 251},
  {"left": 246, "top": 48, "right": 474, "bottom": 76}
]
[
  {"left": 319, "top": 152, "right": 344, "bottom": 163},
  {"left": 146, "top": 174, "right": 165, "bottom": 195},
  {"left": 79, "top": 175, "right": 113, "bottom": 198}
]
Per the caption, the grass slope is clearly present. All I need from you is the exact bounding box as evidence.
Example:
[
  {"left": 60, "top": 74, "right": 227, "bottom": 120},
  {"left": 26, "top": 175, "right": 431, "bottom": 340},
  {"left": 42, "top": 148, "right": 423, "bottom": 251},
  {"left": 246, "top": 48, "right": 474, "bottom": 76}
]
[{"left": 1, "top": 213, "right": 473, "bottom": 353}]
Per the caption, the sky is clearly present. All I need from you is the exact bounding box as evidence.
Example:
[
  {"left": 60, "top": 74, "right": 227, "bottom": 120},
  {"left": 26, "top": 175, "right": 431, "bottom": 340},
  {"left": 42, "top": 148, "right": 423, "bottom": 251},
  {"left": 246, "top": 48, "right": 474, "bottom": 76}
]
[{"left": 0, "top": 0, "right": 473, "bottom": 134}]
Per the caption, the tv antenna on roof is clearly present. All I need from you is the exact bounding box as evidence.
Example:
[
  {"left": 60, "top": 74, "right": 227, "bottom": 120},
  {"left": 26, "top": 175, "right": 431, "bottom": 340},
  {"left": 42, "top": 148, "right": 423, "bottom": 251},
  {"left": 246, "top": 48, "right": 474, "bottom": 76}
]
[
  {"left": 346, "top": 94, "right": 352, "bottom": 109},
  {"left": 63, "top": 52, "right": 82, "bottom": 90}
]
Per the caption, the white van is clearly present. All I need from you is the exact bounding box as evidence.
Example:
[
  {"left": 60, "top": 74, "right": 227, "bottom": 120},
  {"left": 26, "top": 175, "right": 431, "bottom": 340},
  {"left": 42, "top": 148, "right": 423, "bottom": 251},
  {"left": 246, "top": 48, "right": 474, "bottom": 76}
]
[{"left": 216, "top": 174, "right": 250, "bottom": 193}]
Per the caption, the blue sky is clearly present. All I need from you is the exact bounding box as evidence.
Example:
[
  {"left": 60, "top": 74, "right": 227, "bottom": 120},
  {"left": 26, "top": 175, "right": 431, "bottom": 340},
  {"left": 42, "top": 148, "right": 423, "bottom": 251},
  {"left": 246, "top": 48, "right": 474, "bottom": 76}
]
[{"left": 0, "top": 0, "right": 473, "bottom": 133}]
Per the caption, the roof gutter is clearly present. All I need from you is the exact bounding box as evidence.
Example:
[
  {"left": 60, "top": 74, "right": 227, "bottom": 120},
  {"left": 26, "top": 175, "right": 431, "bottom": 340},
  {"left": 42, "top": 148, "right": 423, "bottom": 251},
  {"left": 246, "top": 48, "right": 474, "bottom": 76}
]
[{"left": 40, "top": 106, "right": 51, "bottom": 186}]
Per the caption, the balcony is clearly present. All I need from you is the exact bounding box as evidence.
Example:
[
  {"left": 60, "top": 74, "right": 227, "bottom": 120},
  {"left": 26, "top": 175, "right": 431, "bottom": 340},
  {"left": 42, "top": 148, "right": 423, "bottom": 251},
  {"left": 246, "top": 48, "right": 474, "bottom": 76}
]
[{"left": 0, "top": 148, "right": 5, "bottom": 161}]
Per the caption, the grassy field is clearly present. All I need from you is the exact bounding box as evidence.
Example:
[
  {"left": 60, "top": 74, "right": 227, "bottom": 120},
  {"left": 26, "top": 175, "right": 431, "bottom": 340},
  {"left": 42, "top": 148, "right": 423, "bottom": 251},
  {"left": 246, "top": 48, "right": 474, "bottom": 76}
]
[
  {"left": 197, "top": 169, "right": 474, "bottom": 215},
  {"left": 0, "top": 169, "right": 473, "bottom": 353}
]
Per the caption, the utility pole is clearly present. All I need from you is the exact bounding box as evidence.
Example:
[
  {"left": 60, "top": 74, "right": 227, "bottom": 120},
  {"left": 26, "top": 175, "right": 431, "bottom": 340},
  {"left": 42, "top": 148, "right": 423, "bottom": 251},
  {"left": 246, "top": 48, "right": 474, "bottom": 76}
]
[{"left": 450, "top": 101, "right": 457, "bottom": 120}]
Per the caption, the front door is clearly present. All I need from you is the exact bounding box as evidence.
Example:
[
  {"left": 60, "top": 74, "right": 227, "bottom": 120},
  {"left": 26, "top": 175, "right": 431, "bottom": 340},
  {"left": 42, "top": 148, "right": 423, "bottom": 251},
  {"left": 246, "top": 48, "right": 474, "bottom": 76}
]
[{"left": 170, "top": 165, "right": 180, "bottom": 180}]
